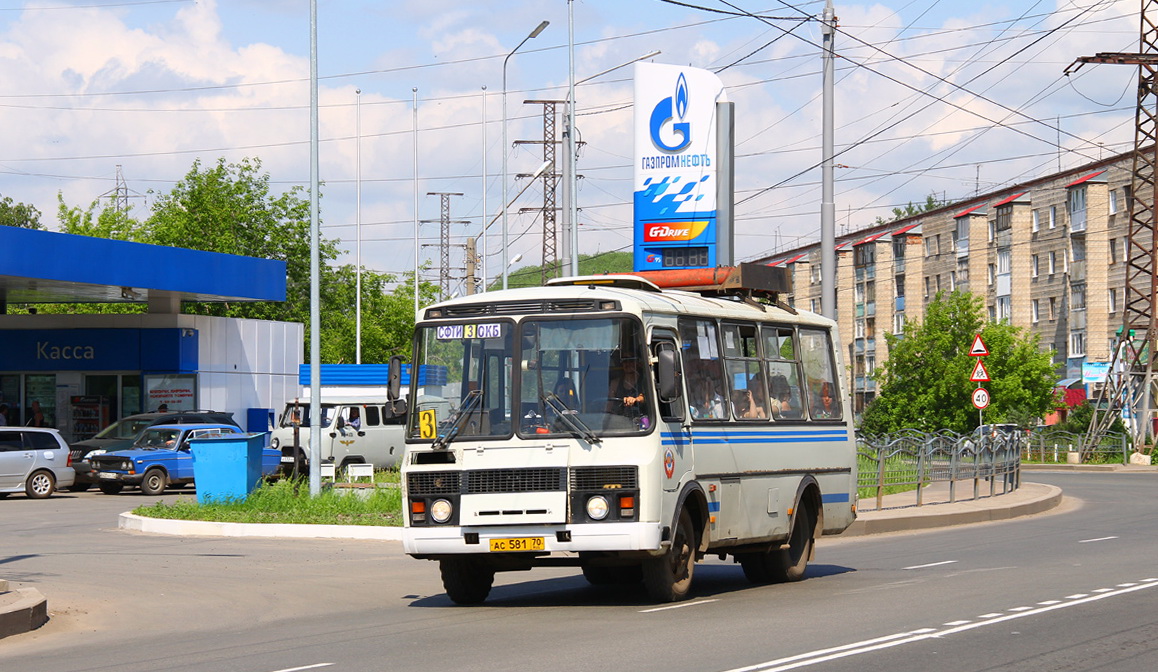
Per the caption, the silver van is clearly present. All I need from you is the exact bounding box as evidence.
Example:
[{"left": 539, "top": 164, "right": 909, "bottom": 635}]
[
  {"left": 0, "top": 427, "right": 76, "bottom": 499},
  {"left": 270, "top": 399, "right": 407, "bottom": 474}
]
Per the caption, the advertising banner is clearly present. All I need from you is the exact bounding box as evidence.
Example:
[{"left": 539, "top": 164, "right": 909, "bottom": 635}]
[{"left": 633, "top": 62, "right": 727, "bottom": 271}]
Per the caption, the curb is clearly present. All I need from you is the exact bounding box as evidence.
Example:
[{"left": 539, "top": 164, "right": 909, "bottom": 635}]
[
  {"left": 117, "top": 512, "right": 404, "bottom": 541},
  {"left": 839, "top": 483, "right": 1064, "bottom": 537},
  {"left": 0, "top": 582, "right": 48, "bottom": 640}
]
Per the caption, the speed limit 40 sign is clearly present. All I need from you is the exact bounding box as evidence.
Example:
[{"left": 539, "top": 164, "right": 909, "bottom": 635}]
[{"left": 972, "top": 387, "right": 990, "bottom": 410}]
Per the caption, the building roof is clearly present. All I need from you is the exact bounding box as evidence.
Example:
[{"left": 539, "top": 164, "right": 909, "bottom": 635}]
[
  {"left": 0, "top": 226, "right": 286, "bottom": 305},
  {"left": 1065, "top": 170, "right": 1107, "bottom": 188},
  {"left": 992, "top": 191, "right": 1029, "bottom": 207},
  {"left": 953, "top": 204, "right": 987, "bottom": 218}
]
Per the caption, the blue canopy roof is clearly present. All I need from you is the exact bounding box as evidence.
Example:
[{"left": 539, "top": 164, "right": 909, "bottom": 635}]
[{"left": 0, "top": 226, "right": 285, "bottom": 304}]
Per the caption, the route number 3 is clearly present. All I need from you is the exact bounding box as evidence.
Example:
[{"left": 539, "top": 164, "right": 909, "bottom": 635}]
[{"left": 419, "top": 409, "right": 438, "bottom": 438}]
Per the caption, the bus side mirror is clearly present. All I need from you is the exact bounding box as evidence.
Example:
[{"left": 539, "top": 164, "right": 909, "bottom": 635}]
[
  {"left": 656, "top": 348, "right": 681, "bottom": 402},
  {"left": 388, "top": 355, "right": 404, "bottom": 402}
]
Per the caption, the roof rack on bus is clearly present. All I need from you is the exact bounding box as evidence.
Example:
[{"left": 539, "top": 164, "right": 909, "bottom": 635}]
[{"left": 548, "top": 263, "right": 793, "bottom": 309}]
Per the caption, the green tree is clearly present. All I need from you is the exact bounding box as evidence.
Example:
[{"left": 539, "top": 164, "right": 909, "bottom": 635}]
[
  {"left": 492, "top": 251, "right": 637, "bottom": 290},
  {"left": 57, "top": 195, "right": 144, "bottom": 240},
  {"left": 0, "top": 195, "right": 44, "bottom": 229},
  {"left": 874, "top": 193, "right": 949, "bottom": 226},
  {"left": 860, "top": 291, "right": 1060, "bottom": 435}
]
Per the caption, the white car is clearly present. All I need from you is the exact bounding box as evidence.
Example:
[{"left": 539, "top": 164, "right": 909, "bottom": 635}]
[{"left": 0, "top": 427, "right": 76, "bottom": 499}]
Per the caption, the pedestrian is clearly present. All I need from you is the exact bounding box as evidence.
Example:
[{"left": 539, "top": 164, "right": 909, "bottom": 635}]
[
  {"left": 0, "top": 403, "right": 8, "bottom": 426},
  {"left": 25, "top": 400, "right": 49, "bottom": 427}
]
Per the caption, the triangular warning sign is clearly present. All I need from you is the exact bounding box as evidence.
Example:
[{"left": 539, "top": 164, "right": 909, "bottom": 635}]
[
  {"left": 970, "top": 359, "right": 990, "bottom": 382},
  {"left": 969, "top": 334, "right": 989, "bottom": 356}
]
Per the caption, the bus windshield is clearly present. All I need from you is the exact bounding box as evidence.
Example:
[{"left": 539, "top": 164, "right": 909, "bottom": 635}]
[{"left": 408, "top": 316, "right": 648, "bottom": 443}]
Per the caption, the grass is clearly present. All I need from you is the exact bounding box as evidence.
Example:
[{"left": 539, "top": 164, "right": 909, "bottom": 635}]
[{"left": 133, "top": 473, "right": 404, "bottom": 526}]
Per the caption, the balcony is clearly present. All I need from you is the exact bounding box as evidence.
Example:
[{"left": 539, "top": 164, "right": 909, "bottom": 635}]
[
  {"left": 996, "top": 273, "right": 1011, "bottom": 296},
  {"left": 1070, "top": 212, "right": 1087, "bottom": 234},
  {"left": 1069, "top": 259, "right": 1086, "bottom": 281},
  {"left": 956, "top": 240, "right": 969, "bottom": 258},
  {"left": 895, "top": 295, "right": 905, "bottom": 311},
  {"left": 895, "top": 258, "right": 906, "bottom": 273}
]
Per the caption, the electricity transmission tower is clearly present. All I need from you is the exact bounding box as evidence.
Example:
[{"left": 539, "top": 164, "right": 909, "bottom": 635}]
[
  {"left": 516, "top": 100, "right": 562, "bottom": 284},
  {"left": 420, "top": 192, "right": 469, "bottom": 299},
  {"left": 1069, "top": 0, "right": 1158, "bottom": 454}
]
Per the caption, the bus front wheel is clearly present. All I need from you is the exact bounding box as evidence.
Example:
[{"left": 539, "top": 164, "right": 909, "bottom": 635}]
[
  {"left": 643, "top": 508, "right": 697, "bottom": 602},
  {"left": 440, "top": 557, "right": 495, "bottom": 605},
  {"left": 739, "top": 505, "right": 814, "bottom": 584}
]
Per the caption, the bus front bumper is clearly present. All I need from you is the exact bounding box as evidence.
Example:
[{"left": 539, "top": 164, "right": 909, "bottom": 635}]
[{"left": 403, "top": 522, "right": 664, "bottom": 556}]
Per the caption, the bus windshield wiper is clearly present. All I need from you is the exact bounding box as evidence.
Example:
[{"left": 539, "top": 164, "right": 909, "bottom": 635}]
[
  {"left": 432, "top": 389, "right": 483, "bottom": 450},
  {"left": 542, "top": 393, "right": 601, "bottom": 445}
]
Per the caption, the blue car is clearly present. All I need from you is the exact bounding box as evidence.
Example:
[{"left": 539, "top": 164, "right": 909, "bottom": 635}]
[{"left": 91, "top": 424, "right": 279, "bottom": 496}]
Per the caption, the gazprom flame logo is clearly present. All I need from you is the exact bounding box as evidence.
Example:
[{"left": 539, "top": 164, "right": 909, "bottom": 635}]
[{"left": 649, "top": 72, "right": 691, "bottom": 152}]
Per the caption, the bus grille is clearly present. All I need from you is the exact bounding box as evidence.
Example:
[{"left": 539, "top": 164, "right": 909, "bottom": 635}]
[
  {"left": 407, "top": 471, "right": 461, "bottom": 496},
  {"left": 570, "top": 466, "right": 638, "bottom": 490},
  {"left": 465, "top": 468, "right": 566, "bottom": 494}
]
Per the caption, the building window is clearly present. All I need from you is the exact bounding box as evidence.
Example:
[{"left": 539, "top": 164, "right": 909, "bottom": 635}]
[
  {"left": 893, "top": 313, "right": 905, "bottom": 334},
  {"left": 810, "top": 299, "right": 818, "bottom": 312},
  {"left": 1072, "top": 237, "right": 1086, "bottom": 262},
  {"left": 997, "top": 249, "right": 1012, "bottom": 274},
  {"left": 925, "top": 235, "right": 940, "bottom": 256},
  {"left": 988, "top": 264, "right": 996, "bottom": 285},
  {"left": 1072, "top": 284, "right": 1086, "bottom": 310},
  {"left": 1049, "top": 296, "right": 1057, "bottom": 320},
  {"left": 1110, "top": 189, "right": 1119, "bottom": 215},
  {"left": 1069, "top": 331, "right": 1086, "bottom": 357},
  {"left": 855, "top": 320, "right": 865, "bottom": 338},
  {"left": 1032, "top": 254, "right": 1039, "bottom": 277},
  {"left": 997, "top": 296, "right": 1011, "bottom": 322},
  {"left": 949, "top": 271, "right": 957, "bottom": 291},
  {"left": 1049, "top": 205, "right": 1057, "bottom": 229},
  {"left": 1032, "top": 209, "right": 1041, "bottom": 232},
  {"left": 810, "top": 265, "right": 821, "bottom": 284},
  {"left": 1048, "top": 251, "right": 1057, "bottom": 275},
  {"left": 924, "top": 276, "right": 931, "bottom": 298},
  {"left": 1109, "top": 288, "right": 1118, "bottom": 313},
  {"left": 988, "top": 306, "right": 996, "bottom": 322},
  {"left": 1109, "top": 238, "right": 1117, "bottom": 264},
  {"left": 1032, "top": 299, "right": 1040, "bottom": 323}
]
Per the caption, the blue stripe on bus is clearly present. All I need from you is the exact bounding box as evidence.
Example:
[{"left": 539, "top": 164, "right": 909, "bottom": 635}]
[
  {"left": 660, "top": 432, "right": 849, "bottom": 446},
  {"left": 821, "top": 492, "right": 850, "bottom": 504}
]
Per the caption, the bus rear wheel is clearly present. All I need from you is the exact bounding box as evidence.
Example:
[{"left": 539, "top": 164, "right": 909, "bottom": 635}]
[
  {"left": 739, "top": 505, "right": 814, "bottom": 584},
  {"left": 642, "top": 508, "right": 697, "bottom": 602},
  {"left": 440, "top": 557, "right": 495, "bottom": 605}
]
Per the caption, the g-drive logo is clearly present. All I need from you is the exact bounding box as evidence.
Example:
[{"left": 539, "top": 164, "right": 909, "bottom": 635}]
[{"left": 649, "top": 72, "right": 691, "bottom": 152}]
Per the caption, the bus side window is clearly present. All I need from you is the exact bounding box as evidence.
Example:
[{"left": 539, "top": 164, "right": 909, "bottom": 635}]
[
  {"left": 762, "top": 325, "right": 804, "bottom": 420},
  {"left": 799, "top": 328, "right": 843, "bottom": 421},
  {"left": 678, "top": 317, "right": 726, "bottom": 421}
]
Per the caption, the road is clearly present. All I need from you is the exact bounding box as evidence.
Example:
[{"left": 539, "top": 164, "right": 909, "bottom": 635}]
[{"left": 1, "top": 472, "right": 1155, "bottom": 672}]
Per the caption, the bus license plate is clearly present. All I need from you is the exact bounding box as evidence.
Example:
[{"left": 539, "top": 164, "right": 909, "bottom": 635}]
[{"left": 489, "top": 537, "right": 544, "bottom": 552}]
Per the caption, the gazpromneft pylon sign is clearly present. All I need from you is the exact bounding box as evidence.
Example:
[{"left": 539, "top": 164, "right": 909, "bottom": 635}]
[{"left": 633, "top": 62, "right": 728, "bottom": 271}]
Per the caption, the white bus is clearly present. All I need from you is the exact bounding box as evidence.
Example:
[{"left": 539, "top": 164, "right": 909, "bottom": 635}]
[{"left": 395, "top": 265, "right": 857, "bottom": 604}]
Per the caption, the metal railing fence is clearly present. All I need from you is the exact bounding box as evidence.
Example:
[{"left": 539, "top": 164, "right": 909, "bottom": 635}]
[
  {"left": 1022, "top": 430, "right": 1131, "bottom": 465},
  {"left": 857, "top": 429, "right": 1022, "bottom": 510}
]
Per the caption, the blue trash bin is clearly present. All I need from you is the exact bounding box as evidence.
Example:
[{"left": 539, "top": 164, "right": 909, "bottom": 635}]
[{"left": 190, "top": 433, "right": 266, "bottom": 504}]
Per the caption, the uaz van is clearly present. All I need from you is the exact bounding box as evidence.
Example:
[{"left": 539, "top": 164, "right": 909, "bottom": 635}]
[{"left": 270, "top": 398, "right": 407, "bottom": 474}]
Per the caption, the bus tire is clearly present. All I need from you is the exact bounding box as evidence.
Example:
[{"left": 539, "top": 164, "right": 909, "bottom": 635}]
[
  {"left": 440, "top": 557, "right": 495, "bottom": 605},
  {"left": 642, "top": 508, "right": 697, "bottom": 602},
  {"left": 740, "top": 505, "right": 814, "bottom": 584}
]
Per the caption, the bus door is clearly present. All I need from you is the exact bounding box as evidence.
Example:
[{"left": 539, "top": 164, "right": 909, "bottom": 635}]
[{"left": 652, "top": 332, "right": 692, "bottom": 493}]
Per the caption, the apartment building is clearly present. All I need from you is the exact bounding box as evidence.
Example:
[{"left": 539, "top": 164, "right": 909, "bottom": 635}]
[{"left": 760, "top": 150, "right": 1133, "bottom": 416}]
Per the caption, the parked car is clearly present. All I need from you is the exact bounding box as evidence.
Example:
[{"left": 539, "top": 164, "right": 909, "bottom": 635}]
[
  {"left": 90, "top": 423, "right": 279, "bottom": 496},
  {"left": 68, "top": 410, "right": 239, "bottom": 491},
  {"left": 0, "top": 427, "right": 76, "bottom": 499},
  {"left": 270, "top": 398, "right": 407, "bottom": 475}
]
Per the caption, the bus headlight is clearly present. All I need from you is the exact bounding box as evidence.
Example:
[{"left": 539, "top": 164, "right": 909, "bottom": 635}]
[
  {"left": 430, "top": 499, "right": 453, "bottom": 524},
  {"left": 270, "top": 437, "right": 280, "bottom": 449},
  {"left": 586, "top": 495, "right": 609, "bottom": 521}
]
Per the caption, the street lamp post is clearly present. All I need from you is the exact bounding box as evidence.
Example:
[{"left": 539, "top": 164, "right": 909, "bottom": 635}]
[
  {"left": 502, "top": 20, "right": 549, "bottom": 291},
  {"left": 355, "top": 87, "right": 362, "bottom": 364}
]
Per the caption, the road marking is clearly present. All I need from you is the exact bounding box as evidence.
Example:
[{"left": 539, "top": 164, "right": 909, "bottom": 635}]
[
  {"left": 1066, "top": 594, "right": 1088, "bottom": 599},
  {"left": 978, "top": 613, "right": 1003, "bottom": 619},
  {"left": 902, "top": 560, "right": 958, "bottom": 570},
  {"left": 718, "top": 579, "right": 1158, "bottom": 672},
  {"left": 1117, "top": 582, "right": 1138, "bottom": 587},
  {"left": 1079, "top": 536, "right": 1118, "bottom": 543},
  {"left": 1092, "top": 588, "right": 1114, "bottom": 593},
  {"left": 270, "top": 665, "right": 333, "bottom": 672},
  {"left": 942, "top": 620, "right": 971, "bottom": 626},
  {"left": 1037, "top": 600, "right": 1061, "bottom": 605},
  {"left": 640, "top": 598, "right": 718, "bottom": 613},
  {"left": 1008, "top": 606, "right": 1033, "bottom": 612}
]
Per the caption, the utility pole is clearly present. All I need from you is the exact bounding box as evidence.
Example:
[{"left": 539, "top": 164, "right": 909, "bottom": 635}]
[
  {"left": 101, "top": 165, "right": 144, "bottom": 215},
  {"left": 1068, "top": 0, "right": 1158, "bottom": 455},
  {"left": 820, "top": 0, "right": 837, "bottom": 320},
  {"left": 517, "top": 100, "right": 563, "bottom": 284},
  {"left": 420, "top": 192, "right": 469, "bottom": 300}
]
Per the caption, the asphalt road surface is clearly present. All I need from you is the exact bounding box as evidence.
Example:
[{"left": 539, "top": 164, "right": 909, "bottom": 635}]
[{"left": 1, "top": 471, "right": 1155, "bottom": 672}]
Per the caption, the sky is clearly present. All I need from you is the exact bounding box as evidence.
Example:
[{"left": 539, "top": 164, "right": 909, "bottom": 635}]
[{"left": 0, "top": 0, "right": 1141, "bottom": 293}]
